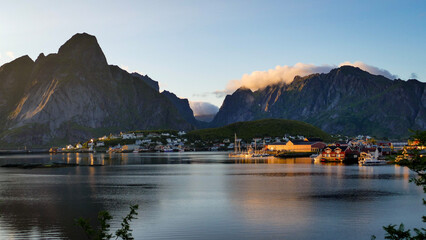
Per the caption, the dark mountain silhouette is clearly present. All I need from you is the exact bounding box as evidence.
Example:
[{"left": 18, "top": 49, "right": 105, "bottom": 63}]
[
  {"left": 211, "top": 66, "right": 426, "bottom": 138},
  {"left": 0, "top": 33, "right": 195, "bottom": 147}
]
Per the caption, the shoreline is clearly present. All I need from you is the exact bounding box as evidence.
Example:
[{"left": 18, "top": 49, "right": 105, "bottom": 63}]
[{"left": 0, "top": 149, "right": 50, "bottom": 155}]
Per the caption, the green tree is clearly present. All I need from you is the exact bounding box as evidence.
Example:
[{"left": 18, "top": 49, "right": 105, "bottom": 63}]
[{"left": 76, "top": 205, "right": 139, "bottom": 240}]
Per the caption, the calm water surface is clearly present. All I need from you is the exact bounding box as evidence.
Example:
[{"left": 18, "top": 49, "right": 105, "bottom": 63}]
[{"left": 0, "top": 152, "right": 423, "bottom": 239}]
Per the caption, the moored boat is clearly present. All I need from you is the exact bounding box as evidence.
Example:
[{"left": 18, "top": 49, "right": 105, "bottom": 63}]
[{"left": 358, "top": 150, "right": 387, "bottom": 166}]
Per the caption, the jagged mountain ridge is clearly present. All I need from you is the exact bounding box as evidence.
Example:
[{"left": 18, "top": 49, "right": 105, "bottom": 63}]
[
  {"left": 0, "top": 33, "right": 196, "bottom": 146},
  {"left": 211, "top": 66, "right": 426, "bottom": 138}
]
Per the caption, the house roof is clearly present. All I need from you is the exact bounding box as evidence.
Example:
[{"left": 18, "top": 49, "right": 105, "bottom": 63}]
[
  {"left": 267, "top": 140, "right": 323, "bottom": 146},
  {"left": 292, "top": 141, "right": 318, "bottom": 145},
  {"left": 267, "top": 142, "right": 287, "bottom": 146},
  {"left": 307, "top": 137, "right": 323, "bottom": 142},
  {"left": 323, "top": 146, "right": 349, "bottom": 151}
]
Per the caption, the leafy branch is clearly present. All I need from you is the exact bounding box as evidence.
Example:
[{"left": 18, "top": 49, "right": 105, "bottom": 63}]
[{"left": 75, "top": 205, "right": 139, "bottom": 240}]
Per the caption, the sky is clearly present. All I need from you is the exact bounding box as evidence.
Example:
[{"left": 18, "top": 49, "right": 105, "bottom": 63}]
[{"left": 1, "top": 0, "right": 425, "bottom": 115}]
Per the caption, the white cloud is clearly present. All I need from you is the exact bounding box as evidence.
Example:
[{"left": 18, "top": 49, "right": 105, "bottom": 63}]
[
  {"left": 338, "top": 61, "right": 398, "bottom": 79},
  {"left": 189, "top": 101, "right": 219, "bottom": 116},
  {"left": 6, "top": 51, "right": 15, "bottom": 59},
  {"left": 217, "top": 61, "right": 398, "bottom": 96}
]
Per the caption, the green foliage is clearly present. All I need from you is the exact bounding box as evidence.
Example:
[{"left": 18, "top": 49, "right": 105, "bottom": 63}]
[
  {"left": 131, "top": 129, "right": 178, "bottom": 135},
  {"left": 383, "top": 224, "right": 425, "bottom": 240},
  {"left": 409, "top": 129, "right": 426, "bottom": 146},
  {"left": 187, "top": 119, "right": 331, "bottom": 142},
  {"left": 115, "top": 205, "right": 139, "bottom": 240},
  {"left": 76, "top": 205, "right": 138, "bottom": 240}
]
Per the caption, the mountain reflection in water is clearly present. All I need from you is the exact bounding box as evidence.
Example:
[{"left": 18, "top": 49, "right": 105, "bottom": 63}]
[{"left": 0, "top": 152, "right": 422, "bottom": 240}]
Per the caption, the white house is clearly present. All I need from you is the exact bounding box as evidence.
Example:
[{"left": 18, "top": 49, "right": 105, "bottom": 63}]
[
  {"left": 96, "top": 141, "right": 105, "bottom": 147},
  {"left": 121, "top": 132, "right": 136, "bottom": 139},
  {"left": 147, "top": 133, "right": 160, "bottom": 138},
  {"left": 178, "top": 131, "right": 186, "bottom": 136}
]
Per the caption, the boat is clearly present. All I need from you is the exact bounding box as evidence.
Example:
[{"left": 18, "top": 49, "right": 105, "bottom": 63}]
[
  {"left": 358, "top": 150, "right": 387, "bottom": 166},
  {"left": 162, "top": 146, "right": 173, "bottom": 152},
  {"left": 229, "top": 133, "right": 245, "bottom": 157},
  {"left": 310, "top": 153, "right": 322, "bottom": 162}
]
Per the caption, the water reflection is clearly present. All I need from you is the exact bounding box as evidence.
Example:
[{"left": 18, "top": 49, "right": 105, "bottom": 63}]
[
  {"left": 0, "top": 168, "right": 105, "bottom": 239},
  {"left": 0, "top": 152, "right": 423, "bottom": 240}
]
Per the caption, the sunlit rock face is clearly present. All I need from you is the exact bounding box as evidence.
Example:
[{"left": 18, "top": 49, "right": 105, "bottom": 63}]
[
  {"left": 212, "top": 66, "right": 426, "bottom": 138},
  {"left": 0, "top": 33, "right": 195, "bottom": 146}
]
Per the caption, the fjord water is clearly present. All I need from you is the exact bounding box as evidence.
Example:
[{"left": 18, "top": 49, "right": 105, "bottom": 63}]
[{"left": 0, "top": 152, "right": 423, "bottom": 239}]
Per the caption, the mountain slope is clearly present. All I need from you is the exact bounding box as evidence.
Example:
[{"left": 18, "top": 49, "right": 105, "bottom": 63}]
[
  {"left": 0, "top": 33, "right": 195, "bottom": 147},
  {"left": 212, "top": 66, "right": 426, "bottom": 138},
  {"left": 188, "top": 118, "right": 331, "bottom": 142}
]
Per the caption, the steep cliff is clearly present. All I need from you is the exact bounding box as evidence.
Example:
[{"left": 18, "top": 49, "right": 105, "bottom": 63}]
[
  {"left": 212, "top": 66, "right": 426, "bottom": 138},
  {"left": 161, "top": 90, "right": 199, "bottom": 126},
  {"left": 0, "top": 33, "right": 194, "bottom": 147}
]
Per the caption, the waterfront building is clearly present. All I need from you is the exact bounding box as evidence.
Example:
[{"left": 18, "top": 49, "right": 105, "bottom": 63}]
[
  {"left": 321, "top": 146, "right": 349, "bottom": 161},
  {"left": 266, "top": 140, "right": 326, "bottom": 152}
]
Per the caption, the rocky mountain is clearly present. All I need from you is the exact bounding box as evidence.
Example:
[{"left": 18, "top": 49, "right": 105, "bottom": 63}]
[
  {"left": 0, "top": 33, "right": 195, "bottom": 147},
  {"left": 211, "top": 66, "right": 426, "bottom": 138},
  {"left": 161, "top": 90, "right": 198, "bottom": 126},
  {"left": 131, "top": 72, "right": 159, "bottom": 92},
  {"left": 194, "top": 114, "right": 216, "bottom": 122}
]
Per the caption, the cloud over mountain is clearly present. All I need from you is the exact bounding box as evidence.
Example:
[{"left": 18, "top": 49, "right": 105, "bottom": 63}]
[
  {"left": 217, "top": 62, "right": 398, "bottom": 95},
  {"left": 189, "top": 101, "right": 219, "bottom": 116},
  {"left": 338, "top": 61, "right": 398, "bottom": 80}
]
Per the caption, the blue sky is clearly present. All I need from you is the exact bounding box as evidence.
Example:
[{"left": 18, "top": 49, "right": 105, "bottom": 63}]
[{"left": 1, "top": 0, "right": 425, "bottom": 110}]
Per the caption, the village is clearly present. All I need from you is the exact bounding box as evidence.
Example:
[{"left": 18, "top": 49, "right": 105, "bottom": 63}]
[{"left": 49, "top": 130, "right": 424, "bottom": 165}]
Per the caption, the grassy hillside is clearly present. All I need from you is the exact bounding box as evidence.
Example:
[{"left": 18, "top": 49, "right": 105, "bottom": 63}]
[{"left": 187, "top": 118, "right": 331, "bottom": 142}]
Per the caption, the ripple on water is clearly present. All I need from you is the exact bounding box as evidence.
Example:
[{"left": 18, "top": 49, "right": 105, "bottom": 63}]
[{"left": 304, "top": 189, "right": 400, "bottom": 201}]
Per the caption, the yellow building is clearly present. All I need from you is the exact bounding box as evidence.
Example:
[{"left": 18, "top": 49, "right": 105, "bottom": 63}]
[{"left": 266, "top": 140, "right": 325, "bottom": 152}]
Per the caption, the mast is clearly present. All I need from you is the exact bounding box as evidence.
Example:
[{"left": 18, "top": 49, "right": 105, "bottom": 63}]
[{"left": 234, "top": 133, "right": 237, "bottom": 153}]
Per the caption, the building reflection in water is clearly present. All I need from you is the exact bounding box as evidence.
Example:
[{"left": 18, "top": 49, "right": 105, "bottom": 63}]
[{"left": 0, "top": 152, "right": 422, "bottom": 239}]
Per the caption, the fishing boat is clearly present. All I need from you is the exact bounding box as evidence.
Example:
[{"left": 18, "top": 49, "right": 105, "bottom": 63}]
[
  {"left": 229, "top": 133, "right": 246, "bottom": 157},
  {"left": 358, "top": 149, "right": 387, "bottom": 166}
]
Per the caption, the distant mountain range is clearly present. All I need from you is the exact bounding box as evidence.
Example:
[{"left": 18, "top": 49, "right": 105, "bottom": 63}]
[
  {"left": 0, "top": 33, "right": 424, "bottom": 147},
  {"left": 0, "top": 33, "right": 198, "bottom": 147},
  {"left": 211, "top": 66, "right": 426, "bottom": 138}
]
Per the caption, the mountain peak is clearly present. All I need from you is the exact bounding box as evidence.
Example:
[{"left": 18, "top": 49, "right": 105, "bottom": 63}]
[
  {"left": 0, "top": 55, "right": 33, "bottom": 71},
  {"left": 57, "top": 32, "right": 107, "bottom": 66},
  {"left": 330, "top": 65, "right": 367, "bottom": 76},
  {"left": 235, "top": 86, "right": 253, "bottom": 93}
]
